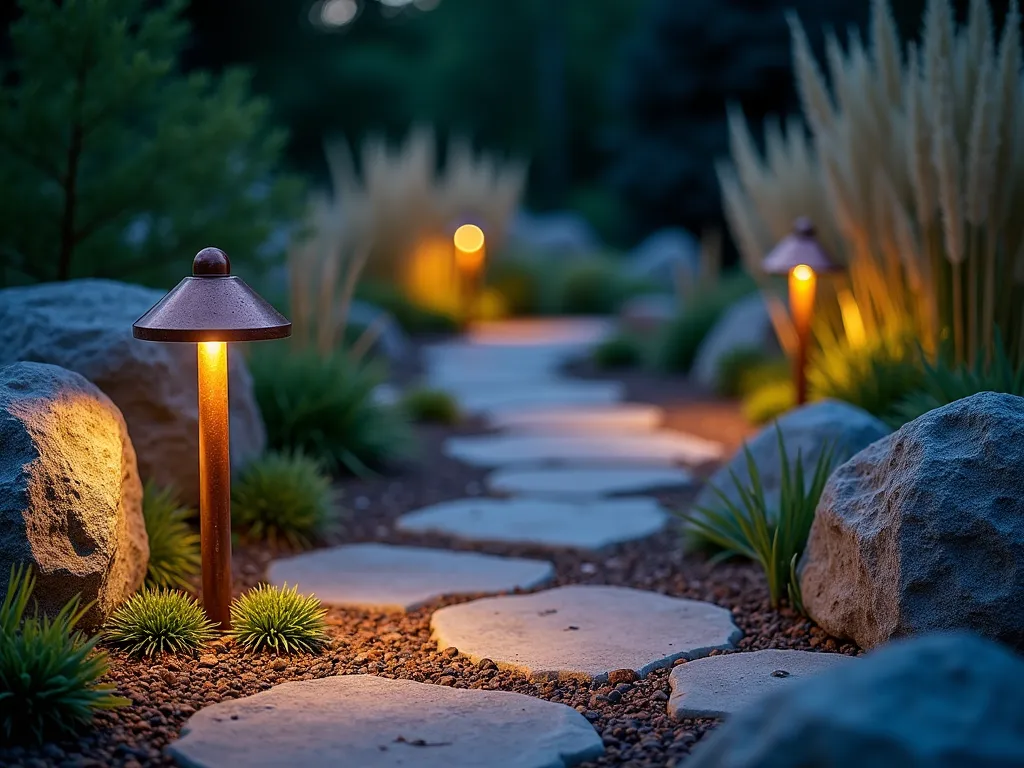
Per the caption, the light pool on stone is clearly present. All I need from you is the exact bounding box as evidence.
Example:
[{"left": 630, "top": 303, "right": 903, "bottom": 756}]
[
  {"left": 168, "top": 675, "right": 604, "bottom": 768},
  {"left": 668, "top": 649, "right": 857, "bottom": 719},
  {"left": 267, "top": 543, "right": 554, "bottom": 612},
  {"left": 486, "top": 403, "right": 664, "bottom": 434},
  {"left": 431, "top": 585, "right": 742, "bottom": 682},
  {"left": 454, "top": 381, "right": 624, "bottom": 415},
  {"left": 487, "top": 466, "right": 693, "bottom": 498},
  {"left": 445, "top": 431, "right": 724, "bottom": 468},
  {"left": 395, "top": 497, "right": 668, "bottom": 549}
]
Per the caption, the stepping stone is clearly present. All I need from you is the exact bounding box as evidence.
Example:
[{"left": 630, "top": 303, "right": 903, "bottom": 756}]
[
  {"left": 445, "top": 431, "right": 724, "bottom": 468},
  {"left": 465, "top": 318, "right": 612, "bottom": 346},
  {"left": 431, "top": 585, "right": 742, "bottom": 682},
  {"left": 267, "top": 544, "right": 554, "bottom": 612},
  {"left": 396, "top": 497, "right": 668, "bottom": 550},
  {"left": 487, "top": 403, "right": 664, "bottom": 434},
  {"left": 454, "top": 381, "right": 624, "bottom": 415},
  {"left": 168, "top": 675, "right": 604, "bottom": 768},
  {"left": 668, "top": 649, "right": 857, "bottom": 719},
  {"left": 487, "top": 466, "right": 693, "bottom": 498}
]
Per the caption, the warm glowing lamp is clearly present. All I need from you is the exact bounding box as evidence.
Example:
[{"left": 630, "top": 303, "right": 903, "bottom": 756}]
[
  {"left": 453, "top": 223, "right": 486, "bottom": 320},
  {"left": 762, "top": 218, "right": 841, "bottom": 405},
  {"left": 132, "top": 247, "right": 291, "bottom": 628}
]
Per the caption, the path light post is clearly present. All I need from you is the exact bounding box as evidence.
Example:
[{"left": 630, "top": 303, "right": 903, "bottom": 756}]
[
  {"left": 133, "top": 247, "right": 291, "bottom": 628},
  {"left": 453, "top": 222, "right": 486, "bottom": 321},
  {"left": 762, "top": 218, "right": 841, "bottom": 406}
]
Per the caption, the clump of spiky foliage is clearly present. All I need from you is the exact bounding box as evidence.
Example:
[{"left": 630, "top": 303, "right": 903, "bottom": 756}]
[
  {"left": 103, "top": 590, "right": 216, "bottom": 658},
  {"left": 142, "top": 483, "right": 200, "bottom": 591},
  {"left": 721, "top": 0, "right": 1024, "bottom": 371},
  {"left": 891, "top": 332, "right": 1024, "bottom": 425},
  {"left": 810, "top": 329, "right": 926, "bottom": 419},
  {"left": 0, "top": 565, "right": 127, "bottom": 744},
  {"left": 401, "top": 387, "right": 461, "bottom": 425},
  {"left": 592, "top": 333, "right": 645, "bottom": 370},
  {"left": 682, "top": 431, "right": 837, "bottom": 609},
  {"left": 250, "top": 346, "right": 414, "bottom": 476},
  {"left": 231, "top": 452, "right": 337, "bottom": 548},
  {"left": 229, "top": 584, "right": 328, "bottom": 654},
  {"left": 742, "top": 379, "right": 797, "bottom": 425},
  {"left": 714, "top": 348, "right": 789, "bottom": 397}
]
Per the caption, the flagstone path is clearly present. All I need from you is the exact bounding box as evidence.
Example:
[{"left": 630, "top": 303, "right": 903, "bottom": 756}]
[{"left": 172, "top": 318, "right": 845, "bottom": 768}]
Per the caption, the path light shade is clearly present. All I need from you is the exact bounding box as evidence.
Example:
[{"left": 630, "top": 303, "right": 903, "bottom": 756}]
[
  {"left": 762, "top": 218, "right": 841, "bottom": 405},
  {"left": 133, "top": 247, "right": 291, "bottom": 628},
  {"left": 453, "top": 222, "right": 486, "bottom": 321}
]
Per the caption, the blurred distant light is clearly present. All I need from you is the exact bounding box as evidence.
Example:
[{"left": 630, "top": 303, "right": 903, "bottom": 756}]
[
  {"left": 453, "top": 224, "right": 485, "bottom": 254},
  {"left": 317, "top": 0, "right": 359, "bottom": 27}
]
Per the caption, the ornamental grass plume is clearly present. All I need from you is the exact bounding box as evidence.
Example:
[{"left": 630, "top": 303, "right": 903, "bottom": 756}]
[{"left": 720, "top": 0, "right": 1024, "bottom": 369}]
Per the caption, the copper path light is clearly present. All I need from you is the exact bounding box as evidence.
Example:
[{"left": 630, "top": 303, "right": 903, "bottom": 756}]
[
  {"left": 453, "top": 222, "right": 486, "bottom": 322},
  {"left": 133, "top": 247, "right": 291, "bottom": 628},
  {"left": 762, "top": 218, "right": 841, "bottom": 406}
]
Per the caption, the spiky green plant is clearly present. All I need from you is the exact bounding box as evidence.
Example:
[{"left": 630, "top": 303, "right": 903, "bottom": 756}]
[
  {"left": 0, "top": 565, "right": 128, "bottom": 744},
  {"left": 229, "top": 584, "right": 328, "bottom": 654},
  {"left": 250, "top": 345, "right": 414, "bottom": 476},
  {"left": 142, "top": 482, "right": 201, "bottom": 591},
  {"left": 592, "top": 333, "right": 645, "bottom": 370},
  {"left": 682, "top": 430, "right": 837, "bottom": 609},
  {"left": 231, "top": 451, "right": 338, "bottom": 548},
  {"left": 401, "top": 387, "right": 461, "bottom": 425},
  {"left": 891, "top": 331, "right": 1024, "bottom": 425},
  {"left": 714, "top": 347, "right": 787, "bottom": 397},
  {"left": 103, "top": 589, "right": 216, "bottom": 658}
]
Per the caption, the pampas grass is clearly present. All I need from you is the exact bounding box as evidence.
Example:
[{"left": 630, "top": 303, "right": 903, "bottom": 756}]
[{"left": 721, "top": 0, "right": 1024, "bottom": 368}]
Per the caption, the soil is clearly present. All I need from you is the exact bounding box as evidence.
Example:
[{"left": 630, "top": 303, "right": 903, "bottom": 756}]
[{"left": 0, "top": 348, "right": 859, "bottom": 768}]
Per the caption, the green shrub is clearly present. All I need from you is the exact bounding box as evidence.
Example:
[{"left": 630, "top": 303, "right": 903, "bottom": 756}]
[
  {"left": 103, "top": 589, "right": 216, "bottom": 658},
  {"left": 810, "top": 332, "right": 924, "bottom": 420},
  {"left": 356, "top": 281, "right": 460, "bottom": 335},
  {"left": 714, "top": 348, "right": 790, "bottom": 398},
  {"left": 682, "top": 430, "right": 837, "bottom": 609},
  {"left": 486, "top": 256, "right": 544, "bottom": 316},
  {"left": 0, "top": 565, "right": 128, "bottom": 744},
  {"left": 592, "top": 333, "right": 645, "bottom": 370},
  {"left": 401, "top": 387, "right": 461, "bottom": 425},
  {"left": 656, "top": 272, "right": 756, "bottom": 372},
  {"left": 556, "top": 259, "right": 626, "bottom": 315},
  {"left": 891, "top": 334, "right": 1024, "bottom": 426},
  {"left": 742, "top": 379, "right": 796, "bottom": 425},
  {"left": 250, "top": 346, "right": 414, "bottom": 476},
  {"left": 142, "top": 483, "right": 201, "bottom": 591},
  {"left": 232, "top": 451, "right": 337, "bottom": 548},
  {"left": 229, "top": 584, "right": 328, "bottom": 654}
]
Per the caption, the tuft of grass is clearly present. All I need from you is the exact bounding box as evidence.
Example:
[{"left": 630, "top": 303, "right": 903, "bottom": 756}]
[
  {"left": 231, "top": 451, "right": 338, "bottom": 549},
  {"left": 229, "top": 584, "right": 328, "bottom": 654},
  {"left": 592, "top": 333, "right": 645, "bottom": 370},
  {"left": 0, "top": 565, "right": 128, "bottom": 744},
  {"left": 682, "top": 430, "right": 837, "bottom": 610},
  {"left": 714, "top": 348, "right": 789, "bottom": 398},
  {"left": 556, "top": 259, "right": 629, "bottom": 315},
  {"left": 891, "top": 332, "right": 1024, "bottom": 426},
  {"left": 656, "top": 271, "right": 757, "bottom": 373},
  {"left": 142, "top": 483, "right": 201, "bottom": 591},
  {"left": 250, "top": 345, "right": 414, "bottom": 476},
  {"left": 103, "top": 590, "right": 216, "bottom": 658},
  {"left": 742, "top": 379, "right": 797, "bottom": 425},
  {"left": 401, "top": 387, "right": 461, "bottom": 425}
]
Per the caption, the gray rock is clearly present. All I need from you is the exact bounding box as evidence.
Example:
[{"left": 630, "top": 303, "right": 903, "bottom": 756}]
[
  {"left": 691, "top": 400, "right": 889, "bottom": 534},
  {"left": 800, "top": 392, "right": 1024, "bottom": 650},
  {"left": 431, "top": 585, "right": 742, "bottom": 682},
  {"left": 396, "top": 497, "right": 669, "bottom": 550},
  {"left": 0, "top": 279, "right": 265, "bottom": 504},
  {"left": 691, "top": 294, "right": 778, "bottom": 389},
  {"left": 668, "top": 649, "right": 856, "bottom": 719},
  {"left": 0, "top": 362, "right": 147, "bottom": 627},
  {"left": 624, "top": 229, "right": 699, "bottom": 286},
  {"left": 267, "top": 544, "right": 554, "bottom": 612},
  {"left": 687, "top": 633, "right": 1024, "bottom": 768},
  {"left": 508, "top": 209, "right": 600, "bottom": 255},
  {"left": 169, "top": 674, "right": 604, "bottom": 768}
]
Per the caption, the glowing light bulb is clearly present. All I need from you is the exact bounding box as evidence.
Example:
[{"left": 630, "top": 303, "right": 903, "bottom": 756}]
[
  {"left": 791, "top": 264, "right": 814, "bottom": 282},
  {"left": 453, "top": 224, "right": 485, "bottom": 254}
]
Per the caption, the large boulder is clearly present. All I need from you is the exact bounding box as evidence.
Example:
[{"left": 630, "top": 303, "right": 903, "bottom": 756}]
[
  {"left": 687, "top": 633, "right": 1024, "bottom": 768},
  {"left": 800, "top": 392, "right": 1024, "bottom": 650},
  {"left": 691, "top": 294, "right": 779, "bottom": 389},
  {"left": 0, "top": 362, "right": 147, "bottom": 627},
  {"left": 624, "top": 228, "right": 699, "bottom": 286},
  {"left": 691, "top": 400, "right": 890, "bottom": 528},
  {"left": 0, "top": 279, "right": 266, "bottom": 504}
]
